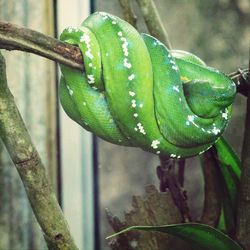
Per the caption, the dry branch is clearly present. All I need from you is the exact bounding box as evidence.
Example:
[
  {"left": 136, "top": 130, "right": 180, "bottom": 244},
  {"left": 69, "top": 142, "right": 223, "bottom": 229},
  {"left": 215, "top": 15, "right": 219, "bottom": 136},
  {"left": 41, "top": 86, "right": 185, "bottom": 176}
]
[
  {"left": 0, "top": 52, "right": 78, "bottom": 250},
  {"left": 0, "top": 21, "right": 82, "bottom": 71},
  {"left": 236, "top": 57, "right": 250, "bottom": 249}
]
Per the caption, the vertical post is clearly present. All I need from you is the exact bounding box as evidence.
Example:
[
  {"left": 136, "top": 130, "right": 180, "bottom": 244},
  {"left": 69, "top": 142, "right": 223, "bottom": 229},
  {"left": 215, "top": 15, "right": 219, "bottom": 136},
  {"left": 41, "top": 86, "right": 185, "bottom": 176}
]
[{"left": 57, "top": 1, "right": 95, "bottom": 249}]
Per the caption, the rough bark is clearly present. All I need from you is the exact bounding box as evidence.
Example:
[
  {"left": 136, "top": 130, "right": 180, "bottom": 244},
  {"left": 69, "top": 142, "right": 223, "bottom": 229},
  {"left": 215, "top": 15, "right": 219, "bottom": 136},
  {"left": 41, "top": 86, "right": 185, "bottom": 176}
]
[
  {"left": 0, "top": 52, "right": 78, "bottom": 250},
  {"left": 236, "top": 58, "right": 250, "bottom": 249}
]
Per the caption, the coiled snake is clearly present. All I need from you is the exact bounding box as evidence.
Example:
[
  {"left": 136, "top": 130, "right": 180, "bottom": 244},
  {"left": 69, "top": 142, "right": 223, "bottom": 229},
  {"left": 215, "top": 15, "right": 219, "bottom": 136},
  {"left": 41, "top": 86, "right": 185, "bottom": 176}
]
[{"left": 59, "top": 12, "right": 236, "bottom": 158}]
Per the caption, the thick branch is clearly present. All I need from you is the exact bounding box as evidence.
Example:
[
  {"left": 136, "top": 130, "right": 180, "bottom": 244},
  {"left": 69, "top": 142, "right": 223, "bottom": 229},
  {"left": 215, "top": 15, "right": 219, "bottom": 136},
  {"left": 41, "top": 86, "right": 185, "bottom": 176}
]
[
  {"left": 0, "top": 21, "right": 83, "bottom": 71},
  {"left": 236, "top": 56, "right": 250, "bottom": 249},
  {"left": 0, "top": 53, "right": 78, "bottom": 250}
]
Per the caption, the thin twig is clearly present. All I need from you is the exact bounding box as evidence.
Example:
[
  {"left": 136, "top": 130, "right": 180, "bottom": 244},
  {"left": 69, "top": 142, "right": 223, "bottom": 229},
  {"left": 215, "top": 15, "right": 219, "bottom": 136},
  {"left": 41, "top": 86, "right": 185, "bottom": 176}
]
[
  {"left": 136, "top": 0, "right": 172, "bottom": 49},
  {"left": 0, "top": 53, "right": 78, "bottom": 249},
  {"left": 118, "top": 0, "right": 137, "bottom": 27},
  {"left": 236, "top": 54, "right": 250, "bottom": 249},
  {"left": 177, "top": 159, "right": 185, "bottom": 187},
  {"left": 157, "top": 156, "right": 191, "bottom": 222}
]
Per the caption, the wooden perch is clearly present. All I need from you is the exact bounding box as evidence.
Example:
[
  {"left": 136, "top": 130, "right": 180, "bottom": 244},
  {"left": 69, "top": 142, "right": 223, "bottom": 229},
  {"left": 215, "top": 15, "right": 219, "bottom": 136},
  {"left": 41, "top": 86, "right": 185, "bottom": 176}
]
[
  {"left": 0, "top": 21, "right": 248, "bottom": 95},
  {"left": 0, "top": 21, "right": 83, "bottom": 71}
]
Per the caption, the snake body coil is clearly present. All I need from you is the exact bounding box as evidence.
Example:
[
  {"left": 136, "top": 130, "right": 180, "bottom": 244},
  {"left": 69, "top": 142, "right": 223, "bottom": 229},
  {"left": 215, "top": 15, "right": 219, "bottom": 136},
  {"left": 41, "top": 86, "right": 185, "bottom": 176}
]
[{"left": 59, "top": 12, "right": 236, "bottom": 158}]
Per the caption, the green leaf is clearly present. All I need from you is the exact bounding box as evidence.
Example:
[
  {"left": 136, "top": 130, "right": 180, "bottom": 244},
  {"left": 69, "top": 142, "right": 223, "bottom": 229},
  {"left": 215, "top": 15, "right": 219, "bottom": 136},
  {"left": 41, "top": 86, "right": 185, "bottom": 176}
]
[
  {"left": 217, "top": 208, "right": 226, "bottom": 232},
  {"left": 106, "top": 223, "right": 242, "bottom": 250},
  {"left": 215, "top": 137, "right": 241, "bottom": 180},
  {"left": 214, "top": 137, "right": 241, "bottom": 232},
  {"left": 214, "top": 137, "right": 241, "bottom": 207}
]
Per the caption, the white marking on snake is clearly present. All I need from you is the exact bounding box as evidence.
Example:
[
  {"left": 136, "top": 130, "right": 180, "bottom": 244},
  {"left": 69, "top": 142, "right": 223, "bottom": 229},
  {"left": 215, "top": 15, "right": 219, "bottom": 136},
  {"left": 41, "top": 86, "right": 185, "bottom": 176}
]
[
  {"left": 80, "top": 33, "right": 90, "bottom": 43},
  {"left": 80, "top": 33, "right": 94, "bottom": 60},
  {"left": 131, "top": 99, "right": 136, "bottom": 108},
  {"left": 222, "top": 109, "right": 228, "bottom": 120},
  {"left": 173, "top": 85, "right": 180, "bottom": 92},
  {"left": 129, "top": 91, "right": 135, "bottom": 96},
  {"left": 121, "top": 37, "right": 129, "bottom": 56},
  {"left": 66, "top": 85, "right": 73, "bottom": 96},
  {"left": 67, "top": 27, "right": 78, "bottom": 33},
  {"left": 87, "top": 74, "right": 95, "bottom": 84},
  {"left": 187, "top": 115, "right": 195, "bottom": 122},
  {"left": 172, "top": 65, "right": 178, "bottom": 71},
  {"left": 151, "top": 140, "right": 160, "bottom": 149},
  {"left": 212, "top": 127, "right": 220, "bottom": 135},
  {"left": 124, "top": 58, "right": 132, "bottom": 68},
  {"left": 128, "top": 74, "right": 135, "bottom": 81}
]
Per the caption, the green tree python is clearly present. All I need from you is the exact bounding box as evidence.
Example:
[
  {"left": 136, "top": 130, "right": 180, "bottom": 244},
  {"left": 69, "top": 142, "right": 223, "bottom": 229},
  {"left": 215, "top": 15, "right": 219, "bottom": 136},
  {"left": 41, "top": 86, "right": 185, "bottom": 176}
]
[{"left": 59, "top": 12, "right": 236, "bottom": 158}]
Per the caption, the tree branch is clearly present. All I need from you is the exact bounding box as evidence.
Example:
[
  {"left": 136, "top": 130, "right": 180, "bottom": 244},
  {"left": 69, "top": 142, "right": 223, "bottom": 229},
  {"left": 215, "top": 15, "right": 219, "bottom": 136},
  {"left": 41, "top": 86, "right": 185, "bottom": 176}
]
[
  {"left": 136, "top": 0, "right": 172, "bottom": 49},
  {"left": 0, "top": 21, "right": 83, "bottom": 71},
  {"left": 236, "top": 55, "right": 250, "bottom": 249},
  {"left": 0, "top": 21, "right": 248, "bottom": 94},
  {"left": 0, "top": 53, "right": 78, "bottom": 249},
  {"left": 157, "top": 156, "right": 191, "bottom": 222},
  {"left": 118, "top": 0, "right": 137, "bottom": 27}
]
